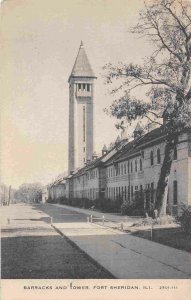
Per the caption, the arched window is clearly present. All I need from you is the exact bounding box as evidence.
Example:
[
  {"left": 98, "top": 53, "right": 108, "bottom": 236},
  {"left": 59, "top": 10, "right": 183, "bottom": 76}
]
[
  {"left": 140, "top": 158, "right": 142, "bottom": 171},
  {"left": 150, "top": 150, "right": 154, "bottom": 166},
  {"left": 157, "top": 148, "right": 161, "bottom": 164}
]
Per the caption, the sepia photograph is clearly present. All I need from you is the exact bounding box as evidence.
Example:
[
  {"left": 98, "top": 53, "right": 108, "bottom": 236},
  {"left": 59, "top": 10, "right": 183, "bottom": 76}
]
[{"left": 1, "top": 0, "right": 191, "bottom": 299}]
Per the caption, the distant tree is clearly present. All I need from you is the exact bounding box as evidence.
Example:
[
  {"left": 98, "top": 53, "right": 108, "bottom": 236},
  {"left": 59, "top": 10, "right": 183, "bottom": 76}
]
[
  {"left": 103, "top": 0, "right": 191, "bottom": 216},
  {"left": 15, "top": 183, "right": 43, "bottom": 203}
]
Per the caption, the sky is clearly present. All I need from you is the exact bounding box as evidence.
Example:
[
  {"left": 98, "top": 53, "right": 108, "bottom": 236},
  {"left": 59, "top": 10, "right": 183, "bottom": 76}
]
[{"left": 1, "top": 0, "right": 153, "bottom": 188}]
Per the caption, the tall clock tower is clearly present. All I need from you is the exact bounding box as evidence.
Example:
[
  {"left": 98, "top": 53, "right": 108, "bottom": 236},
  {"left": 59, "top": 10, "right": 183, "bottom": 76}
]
[{"left": 68, "top": 41, "right": 96, "bottom": 173}]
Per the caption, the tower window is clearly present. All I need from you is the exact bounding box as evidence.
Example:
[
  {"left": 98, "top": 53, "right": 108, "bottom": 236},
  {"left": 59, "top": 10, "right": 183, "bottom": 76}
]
[
  {"left": 83, "top": 83, "right": 86, "bottom": 91},
  {"left": 87, "top": 84, "right": 90, "bottom": 91},
  {"left": 83, "top": 147, "right": 85, "bottom": 153},
  {"left": 83, "top": 106, "right": 85, "bottom": 142},
  {"left": 78, "top": 83, "right": 81, "bottom": 91}
]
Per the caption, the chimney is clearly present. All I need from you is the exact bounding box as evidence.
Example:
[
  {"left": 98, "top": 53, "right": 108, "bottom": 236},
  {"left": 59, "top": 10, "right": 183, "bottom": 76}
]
[
  {"left": 92, "top": 152, "right": 98, "bottom": 160},
  {"left": 121, "top": 129, "right": 128, "bottom": 141},
  {"left": 102, "top": 145, "right": 108, "bottom": 156},
  {"left": 134, "top": 122, "right": 144, "bottom": 139},
  {"left": 115, "top": 135, "right": 121, "bottom": 144}
]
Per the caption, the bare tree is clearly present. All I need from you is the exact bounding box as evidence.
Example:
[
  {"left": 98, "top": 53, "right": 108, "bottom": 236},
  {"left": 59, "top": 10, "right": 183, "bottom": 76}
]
[
  {"left": 15, "top": 183, "right": 43, "bottom": 203},
  {"left": 103, "top": 0, "right": 191, "bottom": 216}
]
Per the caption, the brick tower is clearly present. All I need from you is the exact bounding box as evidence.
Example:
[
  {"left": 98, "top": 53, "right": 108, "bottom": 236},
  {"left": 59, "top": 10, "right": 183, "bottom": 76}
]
[{"left": 68, "top": 41, "right": 96, "bottom": 173}]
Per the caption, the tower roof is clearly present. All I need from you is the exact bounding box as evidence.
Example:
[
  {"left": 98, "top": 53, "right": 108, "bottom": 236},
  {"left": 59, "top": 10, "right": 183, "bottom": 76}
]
[{"left": 69, "top": 41, "right": 96, "bottom": 81}]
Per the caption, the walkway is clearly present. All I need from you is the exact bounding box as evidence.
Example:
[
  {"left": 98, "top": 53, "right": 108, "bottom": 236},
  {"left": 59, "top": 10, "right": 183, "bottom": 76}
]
[{"left": 51, "top": 203, "right": 191, "bottom": 279}]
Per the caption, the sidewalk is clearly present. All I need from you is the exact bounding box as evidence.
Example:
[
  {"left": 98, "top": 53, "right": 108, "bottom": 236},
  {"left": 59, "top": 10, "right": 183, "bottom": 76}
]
[{"left": 51, "top": 203, "right": 191, "bottom": 279}]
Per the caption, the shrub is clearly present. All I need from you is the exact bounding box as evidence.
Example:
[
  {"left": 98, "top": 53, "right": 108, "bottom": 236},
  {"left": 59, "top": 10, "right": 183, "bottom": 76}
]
[
  {"left": 178, "top": 206, "right": 191, "bottom": 234},
  {"left": 58, "top": 196, "right": 69, "bottom": 205},
  {"left": 46, "top": 197, "right": 58, "bottom": 203},
  {"left": 121, "top": 196, "right": 145, "bottom": 216},
  {"left": 65, "top": 197, "right": 95, "bottom": 209},
  {"left": 95, "top": 197, "right": 122, "bottom": 213}
]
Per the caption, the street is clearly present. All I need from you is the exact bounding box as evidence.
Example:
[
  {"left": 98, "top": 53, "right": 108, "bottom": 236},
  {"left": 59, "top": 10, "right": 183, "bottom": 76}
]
[{"left": 1, "top": 203, "right": 114, "bottom": 279}]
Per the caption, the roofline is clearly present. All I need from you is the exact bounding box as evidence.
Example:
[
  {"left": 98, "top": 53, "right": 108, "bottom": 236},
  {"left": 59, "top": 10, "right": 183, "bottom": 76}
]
[{"left": 68, "top": 75, "right": 97, "bottom": 83}]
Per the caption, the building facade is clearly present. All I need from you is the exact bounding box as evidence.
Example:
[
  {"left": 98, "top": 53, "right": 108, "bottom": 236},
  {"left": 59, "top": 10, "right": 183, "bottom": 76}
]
[
  {"left": 49, "top": 125, "right": 191, "bottom": 215},
  {"left": 68, "top": 41, "right": 96, "bottom": 173}
]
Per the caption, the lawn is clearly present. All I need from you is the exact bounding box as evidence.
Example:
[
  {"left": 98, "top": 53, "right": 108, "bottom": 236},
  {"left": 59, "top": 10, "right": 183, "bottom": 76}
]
[
  {"left": 1, "top": 227, "right": 114, "bottom": 279},
  {"left": 132, "top": 227, "right": 191, "bottom": 252}
]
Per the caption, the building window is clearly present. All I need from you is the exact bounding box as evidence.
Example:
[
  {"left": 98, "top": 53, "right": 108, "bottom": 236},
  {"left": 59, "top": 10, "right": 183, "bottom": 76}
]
[
  {"left": 83, "top": 147, "right": 86, "bottom": 153},
  {"left": 121, "top": 164, "right": 123, "bottom": 175},
  {"left": 83, "top": 106, "right": 86, "bottom": 142},
  {"left": 151, "top": 182, "right": 154, "bottom": 203},
  {"left": 128, "top": 186, "right": 130, "bottom": 201},
  {"left": 87, "top": 84, "right": 90, "bottom": 92},
  {"left": 173, "top": 146, "right": 177, "bottom": 160},
  {"left": 140, "top": 158, "right": 142, "bottom": 171},
  {"left": 173, "top": 180, "right": 178, "bottom": 205},
  {"left": 150, "top": 150, "right": 154, "bottom": 166},
  {"left": 83, "top": 83, "right": 86, "bottom": 91},
  {"left": 157, "top": 148, "right": 161, "bottom": 164},
  {"left": 131, "top": 186, "right": 133, "bottom": 200},
  {"left": 131, "top": 161, "right": 133, "bottom": 173},
  {"left": 118, "top": 165, "right": 120, "bottom": 175},
  {"left": 78, "top": 83, "right": 81, "bottom": 91},
  {"left": 124, "top": 163, "right": 126, "bottom": 174},
  {"left": 135, "top": 160, "right": 137, "bottom": 172}
]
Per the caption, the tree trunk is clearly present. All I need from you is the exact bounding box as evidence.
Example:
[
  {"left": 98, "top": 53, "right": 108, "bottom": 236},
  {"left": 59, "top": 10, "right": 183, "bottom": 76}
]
[{"left": 155, "top": 137, "right": 175, "bottom": 216}]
